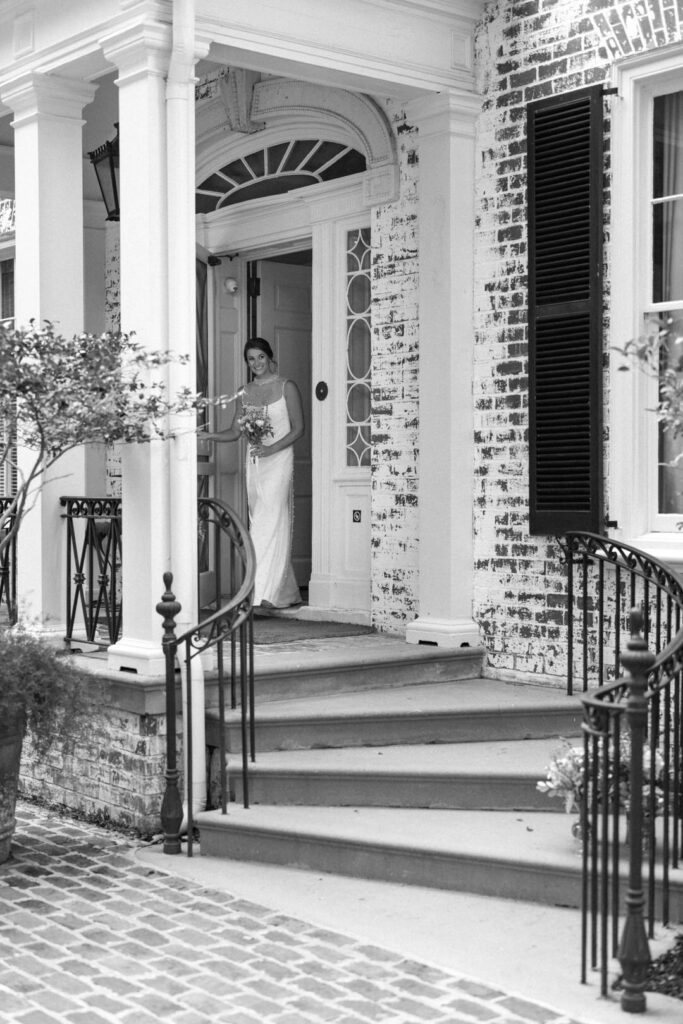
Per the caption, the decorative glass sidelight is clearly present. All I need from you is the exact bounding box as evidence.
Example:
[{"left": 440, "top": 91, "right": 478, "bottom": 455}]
[{"left": 345, "top": 228, "right": 371, "bottom": 467}]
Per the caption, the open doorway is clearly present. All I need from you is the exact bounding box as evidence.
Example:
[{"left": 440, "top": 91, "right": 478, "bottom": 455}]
[{"left": 248, "top": 250, "right": 313, "bottom": 600}]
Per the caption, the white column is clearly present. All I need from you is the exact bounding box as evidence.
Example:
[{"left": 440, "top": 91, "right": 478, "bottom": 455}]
[
  {"left": 102, "top": 24, "right": 173, "bottom": 674},
  {"left": 405, "top": 91, "right": 482, "bottom": 649},
  {"left": 0, "top": 72, "right": 96, "bottom": 628},
  {"left": 166, "top": 2, "right": 208, "bottom": 638},
  {"left": 166, "top": 0, "right": 209, "bottom": 816}
]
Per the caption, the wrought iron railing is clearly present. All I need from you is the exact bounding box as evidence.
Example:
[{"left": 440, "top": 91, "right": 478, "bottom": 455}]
[
  {"left": 558, "top": 532, "right": 683, "bottom": 1010},
  {"left": 61, "top": 496, "right": 122, "bottom": 647},
  {"left": 0, "top": 496, "right": 17, "bottom": 624},
  {"left": 157, "top": 497, "right": 256, "bottom": 857},
  {"left": 558, "top": 532, "right": 683, "bottom": 695}
]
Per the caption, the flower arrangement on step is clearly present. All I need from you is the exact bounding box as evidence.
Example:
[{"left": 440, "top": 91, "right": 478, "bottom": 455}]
[
  {"left": 537, "top": 736, "right": 667, "bottom": 834},
  {"left": 238, "top": 406, "right": 274, "bottom": 461},
  {"left": 536, "top": 739, "right": 584, "bottom": 815}
]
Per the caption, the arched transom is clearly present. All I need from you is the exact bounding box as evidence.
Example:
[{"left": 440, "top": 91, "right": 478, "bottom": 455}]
[{"left": 196, "top": 138, "right": 366, "bottom": 214}]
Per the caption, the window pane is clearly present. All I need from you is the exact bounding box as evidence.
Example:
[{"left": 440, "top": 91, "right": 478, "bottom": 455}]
[
  {"left": 652, "top": 92, "right": 683, "bottom": 302},
  {"left": 652, "top": 198, "right": 683, "bottom": 302},
  {"left": 658, "top": 312, "right": 683, "bottom": 513},
  {"left": 218, "top": 159, "right": 252, "bottom": 185},
  {"left": 347, "top": 274, "right": 370, "bottom": 316},
  {"left": 303, "top": 141, "right": 345, "bottom": 171},
  {"left": 283, "top": 141, "right": 317, "bottom": 171},
  {"left": 653, "top": 93, "right": 683, "bottom": 199},
  {"left": 348, "top": 319, "right": 371, "bottom": 379},
  {"left": 320, "top": 150, "right": 366, "bottom": 180},
  {"left": 347, "top": 382, "right": 370, "bottom": 423}
]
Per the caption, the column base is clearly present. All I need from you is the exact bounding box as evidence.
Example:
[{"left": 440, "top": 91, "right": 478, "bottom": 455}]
[
  {"left": 107, "top": 638, "right": 166, "bottom": 676},
  {"left": 405, "top": 616, "right": 481, "bottom": 649}
]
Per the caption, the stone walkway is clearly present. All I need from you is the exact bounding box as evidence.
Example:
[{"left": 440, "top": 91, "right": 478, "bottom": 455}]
[{"left": 0, "top": 803, "right": 584, "bottom": 1024}]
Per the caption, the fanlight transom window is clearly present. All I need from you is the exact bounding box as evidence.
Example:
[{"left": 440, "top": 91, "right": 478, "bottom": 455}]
[{"left": 196, "top": 140, "right": 366, "bottom": 214}]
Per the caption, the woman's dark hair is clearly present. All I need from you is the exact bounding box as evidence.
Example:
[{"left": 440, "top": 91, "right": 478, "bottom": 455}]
[{"left": 243, "top": 337, "right": 274, "bottom": 362}]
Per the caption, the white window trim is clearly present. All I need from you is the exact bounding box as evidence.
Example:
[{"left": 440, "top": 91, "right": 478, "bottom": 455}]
[{"left": 610, "top": 44, "right": 683, "bottom": 569}]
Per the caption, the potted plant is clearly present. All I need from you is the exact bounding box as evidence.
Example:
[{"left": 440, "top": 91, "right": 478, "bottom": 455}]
[{"left": 0, "top": 625, "right": 99, "bottom": 863}]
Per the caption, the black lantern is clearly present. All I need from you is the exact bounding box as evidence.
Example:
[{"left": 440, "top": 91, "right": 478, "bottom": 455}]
[{"left": 88, "top": 123, "right": 120, "bottom": 221}]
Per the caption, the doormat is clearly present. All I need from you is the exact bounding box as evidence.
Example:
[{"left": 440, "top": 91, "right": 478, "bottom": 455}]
[{"left": 252, "top": 615, "right": 374, "bottom": 645}]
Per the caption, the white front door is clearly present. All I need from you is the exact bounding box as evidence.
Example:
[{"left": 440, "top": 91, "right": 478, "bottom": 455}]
[{"left": 257, "top": 257, "right": 312, "bottom": 590}]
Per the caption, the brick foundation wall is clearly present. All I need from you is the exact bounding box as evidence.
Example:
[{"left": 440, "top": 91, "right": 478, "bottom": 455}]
[
  {"left": 370, "top": 101, "right": 420, "bottom": 633},
  {"left": 472, "top": 0, "right": 683, "bottom": 682},
  {"left": 19, "top": 673, "right": 177, "bottom": 835}
]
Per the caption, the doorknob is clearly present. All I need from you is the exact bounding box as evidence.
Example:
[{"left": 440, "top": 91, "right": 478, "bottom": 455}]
[{"left": 315, "top": 381, "right": 328, "bottom": 401}]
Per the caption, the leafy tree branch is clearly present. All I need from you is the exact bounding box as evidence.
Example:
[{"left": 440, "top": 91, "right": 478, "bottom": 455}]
[{"left": 0, "top": 321, "right": 202, "bottom": 561}]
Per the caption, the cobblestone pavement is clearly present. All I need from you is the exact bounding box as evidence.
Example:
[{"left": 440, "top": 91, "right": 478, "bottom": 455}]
[{"left": 0, "top": 803, "right": 584, "bottom": 1024}]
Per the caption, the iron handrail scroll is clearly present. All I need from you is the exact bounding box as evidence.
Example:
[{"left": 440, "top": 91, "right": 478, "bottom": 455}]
[
  {"left": 562, "top": 529, "right": 683, "bottom": 1010},
  {"left": 157, "top": 497, "right": 256, "bottom": 858}
]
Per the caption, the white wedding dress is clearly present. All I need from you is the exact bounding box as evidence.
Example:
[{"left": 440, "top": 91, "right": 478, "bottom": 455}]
[{"left": 245, "top": 385, "right": 301, "bottom": 608}]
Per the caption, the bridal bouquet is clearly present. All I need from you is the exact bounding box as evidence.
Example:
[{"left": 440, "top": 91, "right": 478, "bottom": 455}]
[{"left": 238, "top": 407, "right": 274, "bottom": 461}]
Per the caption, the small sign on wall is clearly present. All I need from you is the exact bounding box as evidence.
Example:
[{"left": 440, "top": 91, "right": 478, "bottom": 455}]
[{"left": 353, "top": 510, "right": 362, "bottom": 523}]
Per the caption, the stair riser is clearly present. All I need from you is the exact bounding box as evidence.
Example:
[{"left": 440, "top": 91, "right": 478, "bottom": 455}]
[
  {"left": 230, "top": 773, "right": 556, "bottom": 811},
  {"left": 212, "top": 709, "right": 582, "bottom": 753},
  {"left": 207, "top": 653, "right": 484, "bottom": 707},
  {"left": 199, "top": 821, "right": 583, "bottom": 906},
  {"left": 198, "top": 822, "right": 683, "bottom": 919}
]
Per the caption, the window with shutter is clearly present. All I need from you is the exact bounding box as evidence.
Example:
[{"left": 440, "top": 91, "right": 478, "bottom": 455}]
[{"left": 527, "top": 86, "right": 604, "bottom": 535}]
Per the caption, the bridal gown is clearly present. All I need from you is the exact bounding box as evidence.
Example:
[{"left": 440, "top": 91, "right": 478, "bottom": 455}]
[{"left": 245, "top": 385, "right": 301, "bottom": 608}]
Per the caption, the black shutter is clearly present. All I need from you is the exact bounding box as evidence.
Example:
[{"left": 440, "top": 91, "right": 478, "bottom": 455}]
[{"left": 528, "top": 86, "right": 604, "bottom": 535}]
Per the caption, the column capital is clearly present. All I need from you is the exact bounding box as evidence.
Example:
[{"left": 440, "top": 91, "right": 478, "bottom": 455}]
[
  {"left": 0, "top": 72, "right": 97, "bottom": 126},
  {"left": 100, "top": 20, "right": 173, "bottom": 86},
  {"left": 406, "top": 89, "right": 481, "bottom": 140}
]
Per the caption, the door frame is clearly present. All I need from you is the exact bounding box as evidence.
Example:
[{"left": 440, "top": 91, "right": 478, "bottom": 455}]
[{"left": 198, "top": 176, "right": 374, "bottom": 620}]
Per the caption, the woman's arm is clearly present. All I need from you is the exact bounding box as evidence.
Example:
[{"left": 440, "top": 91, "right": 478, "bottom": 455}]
[
  {"left": 257, "top": 380, "right": 305, "bottom": 458},
  {"left": 203, "top": 402, "right": 241, "bottom": 443}
]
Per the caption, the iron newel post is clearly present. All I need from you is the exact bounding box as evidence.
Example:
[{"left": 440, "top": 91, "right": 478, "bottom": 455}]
[
  {"left": 157, "top": 572, "right": 183, "bottom": 855},
  {"left": 617, "top": 609, "right": 653, "bottom": 1013}
]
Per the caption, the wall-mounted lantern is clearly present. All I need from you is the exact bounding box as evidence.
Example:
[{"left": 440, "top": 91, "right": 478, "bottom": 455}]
[{"left": 88, "top": 123, "right": 120, "bottom": 221}]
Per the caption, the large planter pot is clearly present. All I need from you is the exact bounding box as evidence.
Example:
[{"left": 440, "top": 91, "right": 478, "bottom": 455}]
[{"left": 0, "top": 708, "right": 24, "bottom": 864}]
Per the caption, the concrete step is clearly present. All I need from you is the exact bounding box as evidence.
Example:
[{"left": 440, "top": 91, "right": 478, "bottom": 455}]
[
  {"left": 229, "top": 737, "right": 573, "bottom": 809},
  {"left": 196, "top": 804, "right": 683, "bottom": 917},
  {"left": 208, "top": 678, "right": 584, "bottom": 752},
  {"left": 204, "top": 635, "right": 485, "bottom": 707}
]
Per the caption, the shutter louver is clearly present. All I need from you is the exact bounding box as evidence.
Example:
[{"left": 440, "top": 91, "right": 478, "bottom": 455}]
[{"left": 528, "top": 87, "right": 604, "bottom": 535}]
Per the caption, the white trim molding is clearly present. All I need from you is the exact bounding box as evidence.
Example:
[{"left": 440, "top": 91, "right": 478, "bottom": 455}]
[{"left": 609, "top": 43, "right": 683, "bottom": 558}]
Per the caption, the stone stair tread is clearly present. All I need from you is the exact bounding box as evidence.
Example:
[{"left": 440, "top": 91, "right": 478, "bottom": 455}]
[
  {"left": 199, "top": 805, "right": 584, "bottom": 869},
  {"left": 243, "top": 737, "right": 573, "bottom": 776},
  {"left": 219, "top": 677, "right": 584, "bottom": 722}
]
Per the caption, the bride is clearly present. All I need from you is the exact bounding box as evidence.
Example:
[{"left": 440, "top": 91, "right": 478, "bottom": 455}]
[{"left": 208, "top": 337, "right": 304, "bottom": 609}]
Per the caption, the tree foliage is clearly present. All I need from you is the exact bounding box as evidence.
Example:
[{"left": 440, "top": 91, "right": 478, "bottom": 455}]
[
  {"left": 613, "top": 313, "right": 683, "bottom": 449},
  {"left": 0, "top": 321, "right": 199, "bottom": 559}
]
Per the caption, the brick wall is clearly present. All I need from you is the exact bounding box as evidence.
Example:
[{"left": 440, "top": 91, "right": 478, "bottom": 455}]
[
  {"left": 472, "top": 0, "right": 683, "bottom": 682},
  {"left": 19, "top": 679, "right": 176, "bottom": 834},
  {"left": 370, "top": 102, "right": 420, "bottom": 632}
]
